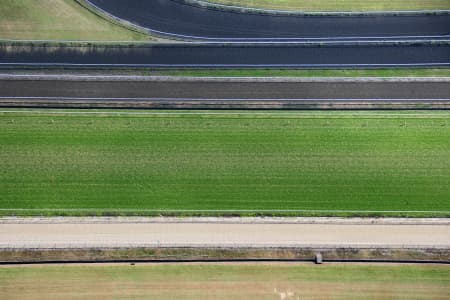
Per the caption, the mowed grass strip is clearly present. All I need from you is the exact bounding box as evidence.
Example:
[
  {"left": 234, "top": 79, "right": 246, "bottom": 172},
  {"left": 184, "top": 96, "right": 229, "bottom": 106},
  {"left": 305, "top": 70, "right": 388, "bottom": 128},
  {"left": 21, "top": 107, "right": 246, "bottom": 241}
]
[
  {"left": 0, "top": 0, "right": 149, "bottom": 41},
  {"left": 0, "top": 264, "right": 449, "bottom": 299},
  {"left": 0, "top": 111, "right": 449, "bottom": 215},
  {"left": 209, "top": 0, "right": 450, "bottom": 11}
]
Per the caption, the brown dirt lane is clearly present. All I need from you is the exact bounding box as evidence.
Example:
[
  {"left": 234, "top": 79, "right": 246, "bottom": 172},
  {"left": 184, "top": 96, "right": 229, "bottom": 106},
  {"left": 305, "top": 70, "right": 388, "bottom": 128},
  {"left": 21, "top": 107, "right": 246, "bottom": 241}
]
[{"left": 1, "top": 222, "right": 449, "bottom": 249}]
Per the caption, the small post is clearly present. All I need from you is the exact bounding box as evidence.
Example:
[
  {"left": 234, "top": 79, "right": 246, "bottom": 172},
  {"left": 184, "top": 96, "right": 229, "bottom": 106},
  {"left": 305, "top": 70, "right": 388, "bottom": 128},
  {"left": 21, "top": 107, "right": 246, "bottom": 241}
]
[{"left": 315, "top": 253, "right": 323, "bottom": 264}]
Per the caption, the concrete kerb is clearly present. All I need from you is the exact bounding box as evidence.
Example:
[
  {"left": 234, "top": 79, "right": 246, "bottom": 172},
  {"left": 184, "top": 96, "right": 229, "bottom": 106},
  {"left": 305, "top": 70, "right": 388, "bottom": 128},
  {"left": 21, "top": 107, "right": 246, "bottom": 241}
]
[
  {"left": 1, "top": 74, "right": 450, "bottom": 83},
  {"left": 182, "top": 0, "right": 450, "bottom": 16},
  {"left": 1, "top": 244, "right": 449, "bottom": 250},
  {"left": 1, "top": 217, "right": 450, "bottom": 225}
]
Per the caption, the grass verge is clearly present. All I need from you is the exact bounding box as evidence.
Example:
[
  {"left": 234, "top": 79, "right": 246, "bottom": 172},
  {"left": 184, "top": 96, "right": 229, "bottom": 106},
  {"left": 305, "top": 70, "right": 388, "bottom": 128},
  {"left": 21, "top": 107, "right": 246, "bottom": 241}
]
[
  {"left": 3, "top": 68, "right": 450, "bottom": 77},
  {"left": 0, "top": 110, "right": 449, "bottom": 217},
  {"left": 0, "top": 0, "right": 150, "bottom": 41},
  {"left": 1, "top": 247, "right": 448, "bottom": 263},
  {"left": 0, "top": 264, "right": 449, "bottom": 299},
  {"left": 207, "top": 0, "right": 450, "bottom": 11}
]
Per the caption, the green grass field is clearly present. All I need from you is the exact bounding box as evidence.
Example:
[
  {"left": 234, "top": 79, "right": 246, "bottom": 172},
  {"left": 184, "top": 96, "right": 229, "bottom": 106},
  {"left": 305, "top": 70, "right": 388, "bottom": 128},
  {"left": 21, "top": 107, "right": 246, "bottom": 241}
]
[
  {"left": 0, "top": 0, "right": 149, "bottom": 41},
  {"left": 1, "top": 264, "right": 449, "bottom": 299},
  {"left": 1, "top": 110, "right": 449, "bottom": 216},
  {"left": 209, "top": 0, "right": 450, "bottom": 11}
]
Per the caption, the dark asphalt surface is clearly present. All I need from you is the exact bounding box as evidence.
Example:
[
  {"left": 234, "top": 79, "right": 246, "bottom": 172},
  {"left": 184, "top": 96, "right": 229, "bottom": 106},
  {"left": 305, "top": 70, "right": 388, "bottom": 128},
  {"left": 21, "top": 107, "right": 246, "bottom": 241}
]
[
  {"left": 87, "top": 0, "right": 450, "bottom": 40},
  {"left": 1, "top": 78, "right": 448, "bottom": 100},
  {"left": 1, "top": 44, "right": 449, "bottom": 67}
]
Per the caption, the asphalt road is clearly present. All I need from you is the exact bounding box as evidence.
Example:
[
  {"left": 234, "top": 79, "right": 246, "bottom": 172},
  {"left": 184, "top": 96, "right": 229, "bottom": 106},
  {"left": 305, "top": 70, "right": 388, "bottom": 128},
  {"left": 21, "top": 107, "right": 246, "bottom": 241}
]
[
  {"left": 1, "top": 76, "right": 448, "bottom": 109},
  {"left": 2, "top": 44, "right": 448, "bottom": 68},
  {"left": 1, "top": 221, "right": 448, "bottom": 249},
  {"left": 1, "top": 76, "right": 449, "bottom": 99},
  {"left": 87, "top": 0, "right": 450, "bottom": 41}
]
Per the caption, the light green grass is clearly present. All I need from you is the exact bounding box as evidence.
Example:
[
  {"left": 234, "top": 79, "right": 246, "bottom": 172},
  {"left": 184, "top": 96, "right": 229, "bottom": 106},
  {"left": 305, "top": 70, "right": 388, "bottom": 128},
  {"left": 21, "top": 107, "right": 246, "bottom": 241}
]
[
  {"left": 0, "top": 0, "right": 149, "bottom": 41},
  {"left": 153, "top": 68, "right": 450, "bottom": 77},
  {"left": 209, "top": 0, "right": 450, "bottom": 11},
  {"left": 0, "top": 264, "right": 449, "bottom": 299},
  {"left": 1, "top": 110, "right": 449, "bottom": 216}
]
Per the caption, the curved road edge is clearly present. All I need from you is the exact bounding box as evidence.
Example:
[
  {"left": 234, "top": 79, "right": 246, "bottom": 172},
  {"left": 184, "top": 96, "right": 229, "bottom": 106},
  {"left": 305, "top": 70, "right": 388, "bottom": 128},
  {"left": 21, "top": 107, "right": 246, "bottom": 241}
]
[
  {"left": 76, "top": 0, "right": 450, "bottom": 42},
  {"left": 73, "top": 0, "right": 162, "bottom": 40},
  {"left": 184, "top": 0, "right": 450, "bottom": 16}
]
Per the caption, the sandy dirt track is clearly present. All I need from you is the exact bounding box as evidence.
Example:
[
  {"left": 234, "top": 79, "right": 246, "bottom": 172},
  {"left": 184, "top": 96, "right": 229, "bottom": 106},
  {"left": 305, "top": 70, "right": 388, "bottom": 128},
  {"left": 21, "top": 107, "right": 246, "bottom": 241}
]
[{"left": 1, "top": 221, "right": 449, "bottom": 249}]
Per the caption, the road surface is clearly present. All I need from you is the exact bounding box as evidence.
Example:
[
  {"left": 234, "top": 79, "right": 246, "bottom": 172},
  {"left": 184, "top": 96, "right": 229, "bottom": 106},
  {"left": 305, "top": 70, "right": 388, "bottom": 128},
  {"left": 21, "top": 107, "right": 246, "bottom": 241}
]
[
  {"left": 1, "top": 75, "right": 449, "bottom": 109},
  {"left": 86, "top": 0, "right": 450, "bottom": 41},
  {"left": 1, "top": 43, "right": 449, "bottom": 68},
  {"left": 1, "top": 76, "right": 449, "bottom": 99},
  {"left": 0, "top": 218, "right": 449, "bottom": 249}
]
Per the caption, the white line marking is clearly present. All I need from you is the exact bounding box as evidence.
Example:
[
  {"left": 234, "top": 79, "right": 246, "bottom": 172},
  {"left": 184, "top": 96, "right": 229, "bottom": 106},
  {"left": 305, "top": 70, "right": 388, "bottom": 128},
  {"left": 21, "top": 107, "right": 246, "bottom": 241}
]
[
  {"left": 191, "top": 0, "right": 450, "bottom": 15},
  {"left": 1, "top": 97, "right": 449, "bottom": 101},
  {"left": 2, "top": 39, "right": 450, "bottom": 46},
  {"left": 1, "top": 74, "right": 449, "bottom": 82},
  {"left": 0, "top": 208, "right": 448, "bottom": 213},
  {"left": 2, "top": 38, "right": 450, "bottom": 44},
  {"left": 2, "top": 63, "right": 450, "bottom": 68},
  {"left": 1, "top": 110, "right": 448, "bottom": 117}
]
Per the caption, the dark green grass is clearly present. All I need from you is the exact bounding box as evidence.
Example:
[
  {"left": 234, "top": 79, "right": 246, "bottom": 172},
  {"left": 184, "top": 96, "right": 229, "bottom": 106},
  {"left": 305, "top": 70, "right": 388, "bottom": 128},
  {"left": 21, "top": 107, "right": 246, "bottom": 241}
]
[{"left": 0, "top": 110, "right": 449, "bottom": 216}]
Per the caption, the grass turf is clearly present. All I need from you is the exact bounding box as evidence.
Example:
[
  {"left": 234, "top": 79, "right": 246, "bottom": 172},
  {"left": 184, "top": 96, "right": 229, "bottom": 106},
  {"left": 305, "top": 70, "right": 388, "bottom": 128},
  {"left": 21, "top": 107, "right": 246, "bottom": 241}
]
[
  {"left": 0, "top": 0, "right": 149, "bottom": 41},
  {"left": 0, "top": 110, "right": 449, "bottom": 216},
  {"left": 0, "top": 264, "right": 449, "bottom": 299},
  {"left": 208, "top": 0, "right": 450, "bottom": 11}
]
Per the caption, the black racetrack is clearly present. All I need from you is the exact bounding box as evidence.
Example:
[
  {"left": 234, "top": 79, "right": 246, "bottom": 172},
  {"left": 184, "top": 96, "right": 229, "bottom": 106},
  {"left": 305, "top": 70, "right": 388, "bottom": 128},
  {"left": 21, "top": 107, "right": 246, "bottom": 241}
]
[
  {"left": 1, "top": 76, "right": 449, "bottom": 109},
  {"left": 2, "top": 77, "right": 449, "bottom": 99},
  {"left": 1, "top": 44, "right": 449, "bottom": 67},
  {"left": 87, "top": 0, "right": 450, "bottom": 41}
]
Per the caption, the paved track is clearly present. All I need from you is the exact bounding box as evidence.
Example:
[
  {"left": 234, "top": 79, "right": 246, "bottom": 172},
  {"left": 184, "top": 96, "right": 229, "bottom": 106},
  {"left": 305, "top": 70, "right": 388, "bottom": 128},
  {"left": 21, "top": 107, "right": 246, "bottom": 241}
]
[
  {"left": 1, "top": 76, "right": 449, "bottom": 99},
  {"left": 1, "top": 44, "right": 449, "bottom": 68},
  {"left": 1, "top": 221, "right": 449, "bottom": 249},
  {"left": 86, "top": 0, "right": 450, "bottom": 41},
  {"left": 1, "top": 76, "right": 448, "bottom": 109}
]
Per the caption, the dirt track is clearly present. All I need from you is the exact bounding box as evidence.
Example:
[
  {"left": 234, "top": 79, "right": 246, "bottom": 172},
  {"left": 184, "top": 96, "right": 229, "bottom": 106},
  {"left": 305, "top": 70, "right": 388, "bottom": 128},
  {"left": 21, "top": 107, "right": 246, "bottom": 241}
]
[{"left": 1, "top": 221, "right": 449, "bottom": 249}]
